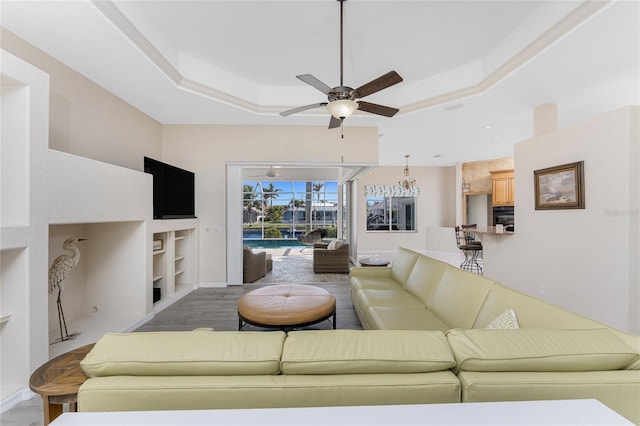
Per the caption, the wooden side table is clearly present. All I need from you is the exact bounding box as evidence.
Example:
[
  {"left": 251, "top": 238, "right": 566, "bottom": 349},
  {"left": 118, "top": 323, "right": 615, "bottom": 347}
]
[{"left": 29, "top": 343, "right": 94, "bottom": 425}]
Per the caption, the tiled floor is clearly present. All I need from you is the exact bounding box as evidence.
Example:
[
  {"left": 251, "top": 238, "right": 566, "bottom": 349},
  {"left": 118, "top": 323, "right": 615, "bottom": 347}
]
[{"left": 0, "top": 251, "right": 355, "bottom": 425}]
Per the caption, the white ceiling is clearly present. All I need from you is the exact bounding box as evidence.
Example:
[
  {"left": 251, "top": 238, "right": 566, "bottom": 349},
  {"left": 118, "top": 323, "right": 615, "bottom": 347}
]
[{"left": 1, "top": 0, "right": 638, "bottom": 166}]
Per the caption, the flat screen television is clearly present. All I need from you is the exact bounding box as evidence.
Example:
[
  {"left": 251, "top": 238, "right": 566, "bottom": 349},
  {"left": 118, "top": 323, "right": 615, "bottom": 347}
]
[{"left": 144, "top": 157, "right": 196, "bottom": 219}]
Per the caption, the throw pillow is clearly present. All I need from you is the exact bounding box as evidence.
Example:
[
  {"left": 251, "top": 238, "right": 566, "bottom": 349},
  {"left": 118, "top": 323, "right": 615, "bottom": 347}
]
[
  {"left": 327, "top": 240, "right": 343, "bottom": 250},
  {"left": 486, "top": 308, "right": 519, "bottom": 329}
]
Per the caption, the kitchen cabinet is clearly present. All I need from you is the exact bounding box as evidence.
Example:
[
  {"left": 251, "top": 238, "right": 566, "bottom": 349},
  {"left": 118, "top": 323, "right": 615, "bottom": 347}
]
[{"left": 490, "top": 170, "right": 515, "bottom": 206}]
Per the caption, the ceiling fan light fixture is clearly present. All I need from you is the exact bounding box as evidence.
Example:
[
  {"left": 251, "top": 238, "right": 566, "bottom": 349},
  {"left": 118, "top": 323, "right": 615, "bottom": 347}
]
[{"left": 326, "top": 99, "right": 358, "bottom": 119}]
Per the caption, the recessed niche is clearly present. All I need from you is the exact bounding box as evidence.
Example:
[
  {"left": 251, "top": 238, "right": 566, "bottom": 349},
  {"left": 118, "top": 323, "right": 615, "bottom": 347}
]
[
  {"left": 48, "top": 221, "right": 147, "bottom": 357},
  {"left": 1, "top": 82, "right": 29, "bottom": 227},
  {"left": 0, "top": 248, "right": 28, "bottom": 400}
]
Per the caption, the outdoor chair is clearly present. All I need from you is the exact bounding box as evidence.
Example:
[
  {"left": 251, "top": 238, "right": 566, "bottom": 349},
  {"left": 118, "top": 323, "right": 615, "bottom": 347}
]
[
  {"left": 243, "top": 246, "right": 272, "bottom": 283},
  {"left": 313, "top": 241, "right": 350, "bottom": 274}
]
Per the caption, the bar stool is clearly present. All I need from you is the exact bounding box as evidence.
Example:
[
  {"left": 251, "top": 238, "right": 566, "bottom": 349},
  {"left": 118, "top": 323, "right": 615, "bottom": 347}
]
[{"left": 454, "top": 226, "right": 483, "bottom": 274}]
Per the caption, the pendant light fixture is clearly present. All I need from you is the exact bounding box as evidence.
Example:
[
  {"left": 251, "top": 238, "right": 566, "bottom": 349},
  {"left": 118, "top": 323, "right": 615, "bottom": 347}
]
[{"left": 399, "top": 155, "right": 416, "bottom": 190}]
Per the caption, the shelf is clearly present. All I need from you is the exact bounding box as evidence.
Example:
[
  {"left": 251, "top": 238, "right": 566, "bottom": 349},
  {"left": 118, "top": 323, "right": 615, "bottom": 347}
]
[
  {"left": 0, "top": 312, "right": 12, "bottom": 324},
  {"left": 153, "top": 274, "right": 164, "bottom": 282},
  {"left": 151, "top": 223, "right": 196, "bottom": 308},
  {"left": 49, "top": 312, "right": 147, "bottom": 358},
  {"left": 153, "top": 249, "right": 166, "bottom": 255}
]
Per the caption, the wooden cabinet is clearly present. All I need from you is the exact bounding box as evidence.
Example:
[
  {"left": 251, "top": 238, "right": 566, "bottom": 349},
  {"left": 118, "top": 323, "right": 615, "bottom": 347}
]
[{"left": 490, "top": 170, "right": 515, "bottom": 206}]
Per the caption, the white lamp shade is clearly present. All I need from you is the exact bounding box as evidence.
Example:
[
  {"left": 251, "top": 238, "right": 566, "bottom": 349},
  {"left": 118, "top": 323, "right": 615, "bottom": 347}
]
[{"left": 326, "top": 100, "right": 358, "bottom": 119}]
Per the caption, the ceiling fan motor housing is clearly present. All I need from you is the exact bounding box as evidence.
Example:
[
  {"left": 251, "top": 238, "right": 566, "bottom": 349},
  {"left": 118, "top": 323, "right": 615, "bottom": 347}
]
[{"left": 328, "top": 86, "right": 357, "bottom": 102}]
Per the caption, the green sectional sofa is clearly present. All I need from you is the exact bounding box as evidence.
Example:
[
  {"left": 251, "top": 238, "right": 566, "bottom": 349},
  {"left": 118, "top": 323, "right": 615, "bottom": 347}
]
[
  {"left": 75, "top": 247, "right": 639, "bottom": 423},
  {"left": 78, "top": 329, "right": 461, "bottom": 411},
  {"left": 351, "top": 247, "right": 640, "bottom": 423}
]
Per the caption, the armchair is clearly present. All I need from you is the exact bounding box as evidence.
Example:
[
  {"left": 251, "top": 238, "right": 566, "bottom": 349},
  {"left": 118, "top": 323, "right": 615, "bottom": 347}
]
[
  {"left": 243, "top": 246, "right": 271, "bottom": 283},
  {"left": 313, "top": 241, "right": 351, "bottom": 274}
]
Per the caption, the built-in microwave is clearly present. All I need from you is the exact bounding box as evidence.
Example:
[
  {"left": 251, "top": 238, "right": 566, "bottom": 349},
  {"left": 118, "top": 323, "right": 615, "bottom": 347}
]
[{"left": 493, "top": 206, "right": 514, "bottom": 229}]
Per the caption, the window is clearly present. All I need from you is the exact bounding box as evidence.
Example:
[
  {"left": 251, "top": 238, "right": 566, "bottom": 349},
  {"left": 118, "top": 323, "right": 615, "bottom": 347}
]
[
  {"left": 242, "top": 180, "right": 339, "bottom": 240},
  {"left": 366, "top": 196, "right": 416, "bottom": 231}
]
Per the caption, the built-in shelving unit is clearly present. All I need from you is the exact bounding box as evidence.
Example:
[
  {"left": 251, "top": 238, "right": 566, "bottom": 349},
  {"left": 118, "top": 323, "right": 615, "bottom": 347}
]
[
  {"left": 1, "top": 51, "right": 50, "bottom": 405},
  {"left": 151, "top": 220, "right": 198, "bottom": 309}
]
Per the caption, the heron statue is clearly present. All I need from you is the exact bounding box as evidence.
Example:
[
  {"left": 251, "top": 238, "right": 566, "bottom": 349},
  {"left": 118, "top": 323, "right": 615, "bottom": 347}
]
[{"left": 48, "top": 237, "right": 87, "bottom": 343}]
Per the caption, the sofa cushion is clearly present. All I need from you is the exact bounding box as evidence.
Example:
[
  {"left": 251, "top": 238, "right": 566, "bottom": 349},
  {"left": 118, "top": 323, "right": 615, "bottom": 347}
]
[
  {"left": 457, "top": 371, "right": 640, "bottom": 424},
  {"left": 390, "top": 247, "right": 420, "bottom": 286},
  {"left": 428, "top": 267, "right": 496, "bottom": 328},
  {"left": 350, "top": 272, "right": 398, "bottom": 291},
  {"left": 81, "top": 331, "right": 286, "bottom": 377},
  {"left": 473, "top": 284, "right": 606, "bottom": 329},
  {"left": 356, "top": 288, "right": 426, "bottom": 309},
  {"left": 447, "top": 328, "right": 640, "bottom": 372},
  {"left": 79, "top": 372, "right": 462, "bottom": 412},
  {"left": 327, "top": 240, "right": 343, "bottom": 250},
  {"left": 403, "top": 255, "right": 448, "bottom": 306},
  {"left": 281, "top": 330, "right": 455, "bottom": 374},
  {"left": 368, "top": 307, "right": 451, "bottom": 331}
]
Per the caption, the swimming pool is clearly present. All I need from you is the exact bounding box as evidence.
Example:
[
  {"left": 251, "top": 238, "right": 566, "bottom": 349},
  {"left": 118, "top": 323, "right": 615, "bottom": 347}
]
[{"left": 243, "top": 239, "right": 307, "bottom": 249}]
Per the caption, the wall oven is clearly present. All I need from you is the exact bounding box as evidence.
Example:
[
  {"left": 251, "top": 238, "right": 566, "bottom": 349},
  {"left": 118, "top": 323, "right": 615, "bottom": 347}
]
[{"left": 493, "top": 206, "right": 514, "bottom": 229}]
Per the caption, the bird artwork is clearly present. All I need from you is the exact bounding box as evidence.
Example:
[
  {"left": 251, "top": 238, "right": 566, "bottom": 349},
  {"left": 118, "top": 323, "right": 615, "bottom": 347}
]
[{"left": 48, "top": 237, "right": 87, "bottom": 343}]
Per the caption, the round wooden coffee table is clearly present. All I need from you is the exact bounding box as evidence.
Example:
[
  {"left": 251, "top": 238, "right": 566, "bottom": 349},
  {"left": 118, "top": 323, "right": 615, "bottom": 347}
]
[
  {"left": 29, "top": 343, "right": 94, "bottom": 425},
  {"left": 238, "top": 284, "right": 336, "bottom": 331}
]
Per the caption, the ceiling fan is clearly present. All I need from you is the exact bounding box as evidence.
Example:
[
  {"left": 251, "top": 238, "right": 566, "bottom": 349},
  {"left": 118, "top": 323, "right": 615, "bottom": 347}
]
[
  {"left": 249, "top": 166, "right": 281, "bottom": 179},
  {"left": 280, "top": 0, "right": 403, "bottom": 129}
]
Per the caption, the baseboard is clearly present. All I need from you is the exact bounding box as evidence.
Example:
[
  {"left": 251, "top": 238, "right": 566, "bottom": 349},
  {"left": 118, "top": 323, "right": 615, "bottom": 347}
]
[
  {"left": 0, "top": 387, "right": 36, "bottom": 415},
  {"left": 199, "top": 282, "right": 228, "bottom": 288},
  {"left": 153, "top": 284, "right": 197, "bottom": 314},
  {"left": 122, "top": 311, "right": 156, "bottom": 332}
]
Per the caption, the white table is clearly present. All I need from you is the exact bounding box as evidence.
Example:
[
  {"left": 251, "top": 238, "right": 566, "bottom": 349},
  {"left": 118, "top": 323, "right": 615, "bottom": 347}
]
[{"left": 49, "top": 399, "right": 632, "bottom": 425}]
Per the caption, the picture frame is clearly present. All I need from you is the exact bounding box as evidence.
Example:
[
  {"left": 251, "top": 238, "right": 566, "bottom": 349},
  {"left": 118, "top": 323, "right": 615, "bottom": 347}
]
[
  {"left": 534, "top": 161, "right": 585, "bottom": 210},
  {"left": 153, "top": 239, "right": 163, "bottom": 251}
]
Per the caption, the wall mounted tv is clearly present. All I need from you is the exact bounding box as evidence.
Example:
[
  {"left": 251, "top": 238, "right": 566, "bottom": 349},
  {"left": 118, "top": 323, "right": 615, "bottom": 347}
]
[{"left": 144, "top": 157, "right": 196, "bottom": 219}]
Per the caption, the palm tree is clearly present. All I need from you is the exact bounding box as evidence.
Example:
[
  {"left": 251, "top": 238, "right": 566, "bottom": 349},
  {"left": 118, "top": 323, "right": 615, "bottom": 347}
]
[
  {"left": 288, "top": 198, "right": 305, "bottom": 231},
  {"left": 243, "top": 184, "right": 261, "bottom": 225},
  {"left": 313, "top": 183, "right": 324, "bottom": 204},
  {"left": 305, "top": 182, "right": 313, "bottom": 231},
  {"left": 313, "top": 183, "right": 324, "bottom": 222},
  {"left": 289, "top": 198, "right": 305, "bottom": 209},
  {"left": 262, "top": 183, "right": 281, "bottom": 207}
]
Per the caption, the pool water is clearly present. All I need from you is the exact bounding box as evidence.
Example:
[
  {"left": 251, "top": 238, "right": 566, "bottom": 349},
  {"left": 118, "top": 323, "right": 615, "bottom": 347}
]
[{"left": 243, "top": 239, "right": 307, "bottom": 249}]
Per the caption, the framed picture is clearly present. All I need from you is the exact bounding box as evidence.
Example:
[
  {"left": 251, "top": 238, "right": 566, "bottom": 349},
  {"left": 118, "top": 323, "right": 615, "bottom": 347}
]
[{"left": 534, "top": 161, "right": 585, "bottom": 210}]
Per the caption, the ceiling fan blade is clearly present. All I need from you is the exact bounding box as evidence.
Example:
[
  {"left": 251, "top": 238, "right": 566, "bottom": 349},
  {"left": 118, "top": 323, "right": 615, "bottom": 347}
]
[
  {"left": 296, "top": 74, "right": 333, "bottom": 95},
  {"left": 358, "top": 101, "right": 400, "bottom": 117},
  {"left": 354, "top": 71, "right": 403, "bottom": 98},
  {"left": 280, "top": 102, "right": 328, "bottom": 117},
  {"left": 328, "top": 115, "right": 342, "bottom": 129}
]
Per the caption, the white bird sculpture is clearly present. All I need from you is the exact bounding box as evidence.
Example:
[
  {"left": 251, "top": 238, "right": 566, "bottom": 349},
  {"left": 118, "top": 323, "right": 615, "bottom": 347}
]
[{"left": 48, "top": 237, "right": 87, "bottom": 343}]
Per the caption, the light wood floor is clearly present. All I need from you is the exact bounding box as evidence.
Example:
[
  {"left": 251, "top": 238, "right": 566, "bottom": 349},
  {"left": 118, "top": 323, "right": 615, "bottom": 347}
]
[{"left": 136, "top": 282, "right": 362, "bottom": 332}]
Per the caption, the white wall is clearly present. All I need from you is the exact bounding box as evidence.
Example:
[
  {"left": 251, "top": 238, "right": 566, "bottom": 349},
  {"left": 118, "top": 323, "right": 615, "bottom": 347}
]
[
  {"left": 356, "top": 166, "right": 457, "bottom": 254},
  {"left": 1, "top": 28, "right": 163, "bottom": 171},
  {"left": 482, "top": 107, "right": 639, "bottom": 333}
]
